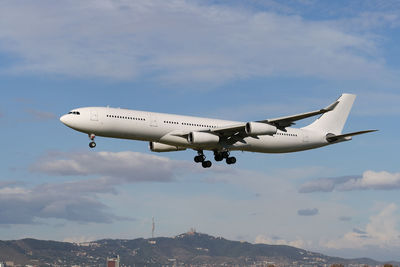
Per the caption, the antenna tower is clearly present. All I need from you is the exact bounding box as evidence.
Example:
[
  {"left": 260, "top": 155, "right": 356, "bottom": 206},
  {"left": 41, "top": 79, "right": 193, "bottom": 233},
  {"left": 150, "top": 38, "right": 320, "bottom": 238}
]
[{"left": 152, "top": 217, "right": 155, "bottom": 238}]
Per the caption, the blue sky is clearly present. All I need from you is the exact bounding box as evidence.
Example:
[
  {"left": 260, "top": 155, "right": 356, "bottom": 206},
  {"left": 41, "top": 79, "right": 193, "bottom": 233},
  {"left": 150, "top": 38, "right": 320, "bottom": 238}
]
[{"left": 1, "top": 0, "right": 400, "bottom": 261}]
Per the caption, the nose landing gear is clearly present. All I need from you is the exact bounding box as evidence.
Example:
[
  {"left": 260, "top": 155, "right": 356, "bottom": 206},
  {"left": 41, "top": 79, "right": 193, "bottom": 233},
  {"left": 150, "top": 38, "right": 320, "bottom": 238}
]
[{"left": 89, "top": 134, "right": 96, "bottom": 148}]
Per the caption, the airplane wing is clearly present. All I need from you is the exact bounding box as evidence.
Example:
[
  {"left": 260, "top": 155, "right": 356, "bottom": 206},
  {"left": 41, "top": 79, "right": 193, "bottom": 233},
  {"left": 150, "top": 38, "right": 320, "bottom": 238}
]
[
  {"left": 326, "top": 130, "right": 378, "bottom": 142},
  {"left": 257, "top": 100, "right": 339, "bottom": 130},
  {"left": 208, "top": 98, "right": 339, "bottom": 136},
  {"left": 171, "top": 98, "right": 339, "bottom": 143}
]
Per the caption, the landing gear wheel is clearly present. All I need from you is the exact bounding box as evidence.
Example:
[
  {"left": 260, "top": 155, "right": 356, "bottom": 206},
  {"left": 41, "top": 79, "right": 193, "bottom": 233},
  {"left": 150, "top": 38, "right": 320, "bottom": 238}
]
[
  {"left": 194, "top": 155, "right": 205, "bottom": 163},
  {"left": 202, "top": 160, "right": 212, "bottom": 168},
  {"left": 214, "top": 154, "right": 224, "bottom": 161},
  {"left": 226, "top": 157, "right": 236, "bottom": 164},
  {"left": 88, "top": 134, "right": 96, "bottom": 148}
]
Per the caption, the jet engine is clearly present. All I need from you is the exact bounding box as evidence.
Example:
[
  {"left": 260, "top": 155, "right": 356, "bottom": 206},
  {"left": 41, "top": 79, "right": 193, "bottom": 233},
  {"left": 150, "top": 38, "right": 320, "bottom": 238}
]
[
  {"left": 245, "top": 122, "right": 277, "bottom": 136},
  {"left": 188, "top": 131, "right": 219, "bottom": 145},
  {"left": 149, "top": 142, "right": 186, "bottom": 152}
]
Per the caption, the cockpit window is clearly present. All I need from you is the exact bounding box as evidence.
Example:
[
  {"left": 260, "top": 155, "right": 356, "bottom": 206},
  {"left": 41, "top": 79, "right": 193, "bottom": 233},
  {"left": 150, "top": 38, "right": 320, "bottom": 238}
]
[{"left": 68, "top": 111, "right": 80, "bottom": 115}]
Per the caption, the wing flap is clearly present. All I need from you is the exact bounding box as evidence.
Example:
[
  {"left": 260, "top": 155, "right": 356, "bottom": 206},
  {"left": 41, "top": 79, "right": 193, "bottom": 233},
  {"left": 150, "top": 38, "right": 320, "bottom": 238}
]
[{"left": 211, "top": 123, "right": 246, "bottom": 135}]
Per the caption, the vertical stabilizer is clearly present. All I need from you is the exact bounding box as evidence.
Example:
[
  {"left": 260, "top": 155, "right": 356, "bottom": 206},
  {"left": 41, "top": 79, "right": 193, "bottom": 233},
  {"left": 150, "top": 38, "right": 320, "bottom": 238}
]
[{"left": 303, "top": 94, "right": 356, "bottom": 134}]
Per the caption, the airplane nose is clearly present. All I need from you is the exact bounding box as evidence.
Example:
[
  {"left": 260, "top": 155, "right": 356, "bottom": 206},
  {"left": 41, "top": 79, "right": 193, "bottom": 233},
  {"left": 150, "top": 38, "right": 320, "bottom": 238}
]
[{"left": 60, "top": 115, "right": 68, "bottom": 125}]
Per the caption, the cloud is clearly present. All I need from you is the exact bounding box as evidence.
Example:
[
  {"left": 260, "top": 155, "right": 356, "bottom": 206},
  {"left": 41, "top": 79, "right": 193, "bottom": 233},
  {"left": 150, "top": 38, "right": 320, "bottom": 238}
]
[
  {"left": 25, "top": 108, "right": 56, "bottom": 120},
  {"left": 297, "top": 208, "right": 319, "bottom": 216},
  {"left": 255, "top": 235, "right": 307, "bottom": 248},
  {"left": 0, "top": 150, "right": 203, "bottom": 225},
  {"left": 353, "top": 228, "right": 367, "bottom": 235},
  {"left": 63, "top": 236, "right": 96, "bottom": 244},
  {"left": 0, "top": 181, "right": 129, "bottom": 225},
  {"left": 299, "top": 175, "right": 359, "bottom": 193},
  {"left": 324, "top": 203, "right": 400, "bottom": 249},
  {"left": 1, "top": 149, "right": 238, "bottom": 225},
  {"left": 31, "top": 150, "right": 195, "bottom": 183},
  {"left": 338, "top": 216, "right": 352, "bottom": 222},
  {"left": 299, "top": 171, "right": 400, "bottom": 193},
  {"left": 0, "top": 0, "right": 397, "bottom": 84}
]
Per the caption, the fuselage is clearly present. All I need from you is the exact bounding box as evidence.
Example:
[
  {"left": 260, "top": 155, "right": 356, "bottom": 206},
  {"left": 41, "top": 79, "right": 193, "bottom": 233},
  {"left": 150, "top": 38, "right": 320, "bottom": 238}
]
[{"left": 60, "top": 106, "right": 329, "bottom": 153}]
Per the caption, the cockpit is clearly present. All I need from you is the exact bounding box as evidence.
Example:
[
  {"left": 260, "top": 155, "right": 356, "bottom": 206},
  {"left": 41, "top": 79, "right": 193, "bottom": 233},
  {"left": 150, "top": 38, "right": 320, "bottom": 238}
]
[{"left": 68, "top": 111, "right": 80, "bottom": 115}]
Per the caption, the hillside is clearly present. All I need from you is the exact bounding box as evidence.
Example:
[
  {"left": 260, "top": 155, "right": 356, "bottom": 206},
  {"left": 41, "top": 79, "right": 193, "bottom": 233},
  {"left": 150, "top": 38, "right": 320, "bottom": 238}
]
[{"left": 0, "top": 232, "right": 397, "bottom": 267}]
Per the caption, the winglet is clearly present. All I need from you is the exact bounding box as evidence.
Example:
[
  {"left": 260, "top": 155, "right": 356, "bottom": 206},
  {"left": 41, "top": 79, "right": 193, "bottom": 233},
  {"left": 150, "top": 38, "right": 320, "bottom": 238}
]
[{"left": 323, "top": 100, "right": 339, "bottom": 112}]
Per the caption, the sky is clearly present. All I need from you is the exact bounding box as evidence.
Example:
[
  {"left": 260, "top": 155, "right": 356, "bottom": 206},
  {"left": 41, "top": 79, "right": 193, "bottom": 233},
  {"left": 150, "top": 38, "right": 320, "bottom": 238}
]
[{"left": 0, "top": 0, "right": 400, "bottom": 262}]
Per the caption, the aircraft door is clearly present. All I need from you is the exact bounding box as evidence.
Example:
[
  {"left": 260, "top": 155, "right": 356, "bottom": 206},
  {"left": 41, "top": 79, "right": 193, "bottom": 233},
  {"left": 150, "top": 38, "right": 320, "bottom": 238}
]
[
  {"left": 90, "top": 110, "right": 99, "bottom": 121},
  {"left": 149, "top": 114, "right": 158, "bottom": 127},
  {"left": 302, "top": 134, "right": 309, "bottom": 143}
]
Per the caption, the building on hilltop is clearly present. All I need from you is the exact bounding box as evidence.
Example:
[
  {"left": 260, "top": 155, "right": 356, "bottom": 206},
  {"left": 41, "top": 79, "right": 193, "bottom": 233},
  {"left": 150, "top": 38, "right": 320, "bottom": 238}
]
[{"left": 107, "top": 255, "right": 120, "bottom": 267}]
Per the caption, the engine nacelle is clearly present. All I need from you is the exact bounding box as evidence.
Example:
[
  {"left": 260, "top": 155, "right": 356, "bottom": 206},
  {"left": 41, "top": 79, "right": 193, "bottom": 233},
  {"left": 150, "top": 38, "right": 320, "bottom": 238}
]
[
  {"left": 245, "top": 122, "right": 277, "bottom": 136},
  {"left": 188, "top": 131, "right": 219, "bottom": 145},
  {"left": 149, "top": 142, "right": 186, "bottom": 152}
]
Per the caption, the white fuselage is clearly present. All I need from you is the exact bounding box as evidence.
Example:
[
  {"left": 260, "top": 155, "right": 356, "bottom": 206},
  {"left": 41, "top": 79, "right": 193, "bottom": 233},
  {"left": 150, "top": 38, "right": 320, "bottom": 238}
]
[{"left": 60, "top": 107, "right": 329, "bottom": 153}]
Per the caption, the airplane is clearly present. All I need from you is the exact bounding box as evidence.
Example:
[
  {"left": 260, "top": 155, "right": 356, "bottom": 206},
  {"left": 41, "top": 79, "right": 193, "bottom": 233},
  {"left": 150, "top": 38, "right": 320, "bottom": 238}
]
[{"left": 60, "top": 93, "right": 376, "bottom": 168}]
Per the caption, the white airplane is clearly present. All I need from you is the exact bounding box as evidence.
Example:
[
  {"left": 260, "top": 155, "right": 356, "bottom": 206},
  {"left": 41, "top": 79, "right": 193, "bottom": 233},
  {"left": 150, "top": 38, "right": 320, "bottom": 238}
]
[{"left": 60, "top": 94, "right": 376, "bottom": 168}]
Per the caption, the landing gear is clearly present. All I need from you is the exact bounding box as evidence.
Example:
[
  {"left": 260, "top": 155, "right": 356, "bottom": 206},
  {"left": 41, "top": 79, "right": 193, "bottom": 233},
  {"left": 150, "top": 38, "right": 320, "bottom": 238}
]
[
  {"left": 214, "top": 150, "right": 236, "bottom": 165},
  {"left": 195, "top": 150, "right": 237, "bottom": 167},
  {"left": 214, "top": 153, "right": 224, "bottom": 161},
  {"left": 194, "top": 155, "right": 205, "bottom": 163},
  {"left": 202, "top": 160, "right": 212, "bottom": 168},
  {"left": 194, "top": 150, "right": 212, "bottom": 168},
  {"left": 214, "top": 151, "right": 227, "bottom": 161},
  {"left": 226, "top": 156, "right": 236, "bottom": 164},
  {"left": 88, "top": 134, "right": 96, "bottom": 148}
]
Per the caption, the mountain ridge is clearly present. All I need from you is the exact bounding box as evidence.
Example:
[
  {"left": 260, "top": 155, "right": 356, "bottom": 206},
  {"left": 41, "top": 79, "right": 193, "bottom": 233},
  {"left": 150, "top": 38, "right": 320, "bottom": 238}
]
[{"left": 0, "top": 232, "right": 398, "bottom": 266}]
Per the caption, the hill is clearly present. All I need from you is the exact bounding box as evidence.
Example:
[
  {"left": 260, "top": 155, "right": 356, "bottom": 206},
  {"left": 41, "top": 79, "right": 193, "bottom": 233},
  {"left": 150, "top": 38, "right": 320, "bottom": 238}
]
[{"left": 0, "top": 232, "right": 397, "bottom": 267}]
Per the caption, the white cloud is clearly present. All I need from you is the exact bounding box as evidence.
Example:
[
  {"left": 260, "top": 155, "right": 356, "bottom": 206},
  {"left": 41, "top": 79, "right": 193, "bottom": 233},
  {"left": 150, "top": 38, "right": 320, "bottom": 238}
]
[
  {"left": 0, "top": 181, "right": 123, "bottom": 224},
  {"left": 299, "top": 171, "right": 400, "bottom": 192},
  {"left": 0, "top": 0, "right": 397, "bottom": 84},
  {"left": 255, "top": 234, "right": 308, "bottom": 249},
  {"left": 340, "top": 171, "right": 400, "bottom": 190},
  {"left": 0, "top": 150, "right": 231, "bottom": 225},
  {"left": 31, "top": 150, "right": 196, "bottom": 182},
  {"left": 63, "top": 236, "right": 96, "bottom": 244},
  {"left": 324, "top": 203, "right": 400, "bottom": 249}
]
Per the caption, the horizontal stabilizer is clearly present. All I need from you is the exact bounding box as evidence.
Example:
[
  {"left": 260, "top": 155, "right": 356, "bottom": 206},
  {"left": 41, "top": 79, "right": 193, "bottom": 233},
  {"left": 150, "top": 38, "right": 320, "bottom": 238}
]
[{"left": 326, "top": 130, "right": 378, "bottom": 142}]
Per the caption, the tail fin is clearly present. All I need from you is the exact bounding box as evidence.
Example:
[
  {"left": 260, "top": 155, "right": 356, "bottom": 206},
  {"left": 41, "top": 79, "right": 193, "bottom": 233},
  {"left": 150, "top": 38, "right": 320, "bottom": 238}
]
[{"left": 303, "top": 94, "right": 356, "bottom": 134}]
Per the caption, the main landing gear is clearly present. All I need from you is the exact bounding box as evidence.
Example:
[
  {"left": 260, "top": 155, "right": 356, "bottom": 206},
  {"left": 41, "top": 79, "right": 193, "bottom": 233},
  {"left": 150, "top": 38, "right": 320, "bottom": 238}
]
[
  {"left": 194, "top": 150, "right": 236, "bottom": 168},
  {"left": 194, "top": 151, "right": 212, "bottom": 168},
  {"left": 89, "top": 134, "right": 96, "bottom": 148},
  {"left": 214, "top": 150, "right": 236, "bottom": 165}
]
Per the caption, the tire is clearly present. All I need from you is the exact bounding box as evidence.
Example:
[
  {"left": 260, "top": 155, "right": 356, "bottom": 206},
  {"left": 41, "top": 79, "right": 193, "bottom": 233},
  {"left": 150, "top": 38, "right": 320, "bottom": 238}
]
[
  {"left": 194, "top": 155, "right": 205, "bottom": 163},
  {"left": 202, "top": 160, "right": 212, "bottom": 168},
  {"left": 214, "top": 154, "right": 223, "bottom": 161},
  {"left": 226, "top": 157, "right": 236, "bottom": 164}
]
